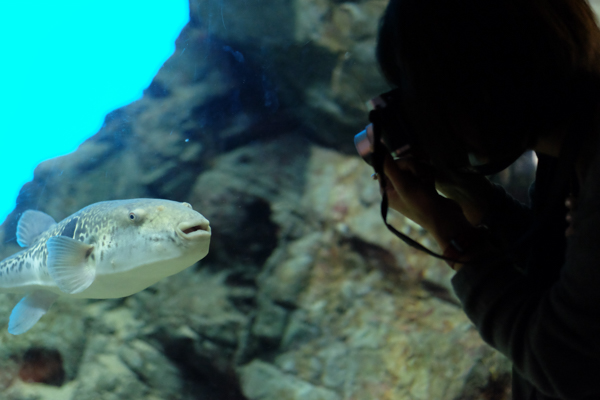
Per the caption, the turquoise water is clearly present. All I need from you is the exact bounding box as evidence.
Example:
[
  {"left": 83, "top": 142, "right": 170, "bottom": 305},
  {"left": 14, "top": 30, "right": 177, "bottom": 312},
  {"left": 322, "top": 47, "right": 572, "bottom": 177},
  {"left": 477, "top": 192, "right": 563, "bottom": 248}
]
[{"left": 0, "top": 0, "right": 188, "bottom": 222}]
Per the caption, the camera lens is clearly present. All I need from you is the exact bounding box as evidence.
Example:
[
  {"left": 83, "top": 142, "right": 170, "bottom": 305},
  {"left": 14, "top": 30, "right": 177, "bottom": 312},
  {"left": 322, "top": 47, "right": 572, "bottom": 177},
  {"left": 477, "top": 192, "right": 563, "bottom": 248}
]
[{"left": 354, "top": 125, "right": 375, "bottom": 166}]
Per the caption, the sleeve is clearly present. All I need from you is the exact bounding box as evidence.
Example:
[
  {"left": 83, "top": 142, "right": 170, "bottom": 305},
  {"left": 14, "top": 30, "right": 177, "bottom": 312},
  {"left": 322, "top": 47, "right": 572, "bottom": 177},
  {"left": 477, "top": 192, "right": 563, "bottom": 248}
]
[
  {"left": 480, "top": 183, "right": 534, "bottom": 247},
  {"left": 477, "top": 183, "right": 534, "bottom": 269},
  {"left": 451, "top": 148, "right": 600, "bottom": 398}
]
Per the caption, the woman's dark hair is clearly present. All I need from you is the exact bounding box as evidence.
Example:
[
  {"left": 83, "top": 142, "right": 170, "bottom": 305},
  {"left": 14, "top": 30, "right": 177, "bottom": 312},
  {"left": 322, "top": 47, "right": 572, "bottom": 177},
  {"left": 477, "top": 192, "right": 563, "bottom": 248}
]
[{"left": 377, "top": 0, "right": 600, "bottom": 153}]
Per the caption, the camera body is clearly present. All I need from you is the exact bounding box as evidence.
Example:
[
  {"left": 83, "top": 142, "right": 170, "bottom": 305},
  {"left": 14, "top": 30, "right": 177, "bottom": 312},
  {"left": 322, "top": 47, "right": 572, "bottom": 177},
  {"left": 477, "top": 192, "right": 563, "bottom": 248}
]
[
  {"left": 354, "top": 89, "right": 416, "bottom": 166},
  {"left": 354, "top": 89, "right": 518, "bottom": 176}
]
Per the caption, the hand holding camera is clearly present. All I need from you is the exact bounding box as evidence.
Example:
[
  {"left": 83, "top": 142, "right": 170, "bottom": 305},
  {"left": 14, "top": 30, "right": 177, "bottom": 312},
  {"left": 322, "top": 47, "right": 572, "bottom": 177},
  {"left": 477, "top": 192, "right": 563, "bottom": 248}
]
[
  {"left": 354, "top": 89, "right": 499, "bottom": 261},
  {"left": 381, "top": 153, "right": 473, "bottom": 251}
]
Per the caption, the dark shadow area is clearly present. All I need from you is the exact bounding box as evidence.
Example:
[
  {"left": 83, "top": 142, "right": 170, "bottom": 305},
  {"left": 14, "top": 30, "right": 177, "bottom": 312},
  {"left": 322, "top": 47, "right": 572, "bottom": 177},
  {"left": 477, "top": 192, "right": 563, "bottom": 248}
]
[
  {"left": 160, "top": 336, "right": 247, "bottom": 400},
  {"left": 18, "top": 347, "right": 66, "bottom": 387}
]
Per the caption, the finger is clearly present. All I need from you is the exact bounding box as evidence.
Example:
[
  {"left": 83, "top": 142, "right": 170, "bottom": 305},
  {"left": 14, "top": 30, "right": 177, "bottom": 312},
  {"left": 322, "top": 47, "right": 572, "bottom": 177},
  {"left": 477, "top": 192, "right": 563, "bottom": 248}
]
[
  {"left": 385, "top": 156, "right": 436, "bottom": 193},
  {"left": 396, "top": 157, "right": 436, "bottom": 183},
  {"left": 382, "top": 155, "right": 409, "bottom": 193}
]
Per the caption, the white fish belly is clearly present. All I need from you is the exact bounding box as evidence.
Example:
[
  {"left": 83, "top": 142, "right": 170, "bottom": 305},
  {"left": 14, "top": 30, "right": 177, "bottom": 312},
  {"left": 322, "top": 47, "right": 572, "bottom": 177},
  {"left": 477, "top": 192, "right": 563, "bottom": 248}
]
[{"left": 71, "top": 257, "right": 193, "bottom": 299}]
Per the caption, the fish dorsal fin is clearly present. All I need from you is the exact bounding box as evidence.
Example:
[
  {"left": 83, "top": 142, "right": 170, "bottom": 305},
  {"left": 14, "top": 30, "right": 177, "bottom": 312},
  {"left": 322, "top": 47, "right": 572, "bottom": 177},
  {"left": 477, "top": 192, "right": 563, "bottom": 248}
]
[
  {"left": 46, "top": 236, "right": 96, "bottom": 294},
  {"left": 16, "top": 210, "right": 57, "bottom": 247},
  {"left": 8, "top": 290, "right": 59, "bottom": 335}
]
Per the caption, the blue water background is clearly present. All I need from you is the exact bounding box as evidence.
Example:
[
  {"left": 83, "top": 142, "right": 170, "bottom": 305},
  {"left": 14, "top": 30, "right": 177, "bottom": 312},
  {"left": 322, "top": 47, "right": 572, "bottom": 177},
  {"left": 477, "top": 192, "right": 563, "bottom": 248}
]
[{"left": 0, "top": 1, "right": 189, "bottom": 223}]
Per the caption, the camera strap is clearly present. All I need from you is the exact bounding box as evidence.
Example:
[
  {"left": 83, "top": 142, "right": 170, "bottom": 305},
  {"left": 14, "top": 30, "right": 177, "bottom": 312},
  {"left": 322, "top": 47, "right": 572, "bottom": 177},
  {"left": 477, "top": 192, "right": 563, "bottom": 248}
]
[{"left": 370, "top": 109, "right": 463, "bottom": 263}]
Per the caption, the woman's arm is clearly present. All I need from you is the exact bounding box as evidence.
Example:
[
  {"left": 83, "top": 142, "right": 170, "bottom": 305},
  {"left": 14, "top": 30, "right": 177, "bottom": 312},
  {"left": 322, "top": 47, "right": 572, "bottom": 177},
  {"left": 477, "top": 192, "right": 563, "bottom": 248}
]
[
  {"left": 382, "top": 150, "right": 600, "bottom": 397},
  {"left": 382, "top": 156, "right": 533, "bottom": 256},
  {"left": 452, "top": 146, "right": 600, "bottom": 398},
  {"left": 437, "top": 170, "right": 535, "bottom": 251}
]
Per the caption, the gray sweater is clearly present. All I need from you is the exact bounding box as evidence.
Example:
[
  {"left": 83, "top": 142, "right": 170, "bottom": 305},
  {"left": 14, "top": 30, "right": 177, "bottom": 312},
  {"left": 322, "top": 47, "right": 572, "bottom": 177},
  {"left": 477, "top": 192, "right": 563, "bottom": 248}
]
[{"left": 452, "top": 149, "right": 600, "bottom": 400}]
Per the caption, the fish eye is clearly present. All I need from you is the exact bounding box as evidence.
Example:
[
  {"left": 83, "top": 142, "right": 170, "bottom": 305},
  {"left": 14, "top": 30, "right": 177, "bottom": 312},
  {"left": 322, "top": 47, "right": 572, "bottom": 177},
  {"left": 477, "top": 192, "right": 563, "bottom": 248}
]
[
  {"left": 128, "top": 209, "right": 146, "bottom": 223},
  {"left": 183, "top": 202, "right": 192, "bottom": 209}
]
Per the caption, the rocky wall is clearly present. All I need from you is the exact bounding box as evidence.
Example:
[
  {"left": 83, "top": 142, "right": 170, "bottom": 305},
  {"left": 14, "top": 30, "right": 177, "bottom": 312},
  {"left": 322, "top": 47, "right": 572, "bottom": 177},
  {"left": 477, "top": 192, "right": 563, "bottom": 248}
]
[{"left": 0, "top": 1, "right": 512, "bottom": 399}]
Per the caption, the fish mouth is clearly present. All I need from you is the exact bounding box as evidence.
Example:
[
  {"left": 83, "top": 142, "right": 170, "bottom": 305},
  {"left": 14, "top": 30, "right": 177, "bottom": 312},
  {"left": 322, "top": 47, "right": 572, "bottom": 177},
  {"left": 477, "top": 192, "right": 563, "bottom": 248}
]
[{"left": 177, "top": 220, "right": 211, "bottom": 240}]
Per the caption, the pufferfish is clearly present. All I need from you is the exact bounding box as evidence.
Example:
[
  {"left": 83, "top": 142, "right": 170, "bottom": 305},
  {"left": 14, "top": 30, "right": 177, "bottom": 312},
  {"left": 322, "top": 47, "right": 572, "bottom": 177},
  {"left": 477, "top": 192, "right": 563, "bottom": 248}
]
[{"left": 0, "top": 199, "right": 211, "bottom": 335}]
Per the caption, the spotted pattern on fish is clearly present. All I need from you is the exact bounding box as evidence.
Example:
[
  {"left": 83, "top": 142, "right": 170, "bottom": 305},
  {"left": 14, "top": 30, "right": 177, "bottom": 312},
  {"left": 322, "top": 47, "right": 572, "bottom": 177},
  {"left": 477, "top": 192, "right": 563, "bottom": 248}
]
[
  {"left": 1, "top": 198, "right": 212, "bottom": 335},
  {"left": 0, "top": 199, "right": 211, "bottom": 295}
]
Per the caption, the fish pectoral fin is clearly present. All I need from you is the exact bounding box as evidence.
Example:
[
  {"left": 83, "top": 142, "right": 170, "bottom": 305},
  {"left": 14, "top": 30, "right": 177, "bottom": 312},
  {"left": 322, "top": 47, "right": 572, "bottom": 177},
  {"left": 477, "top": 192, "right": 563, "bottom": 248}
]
[
  {"left": 8, "top": 290, "right": 59, "bottom": 335},
  {"left": 47, "top": 236, "right": 96, "bottom": 294},
  {"left": 16, "top": 210, "right": 57, "bottom": 247}
]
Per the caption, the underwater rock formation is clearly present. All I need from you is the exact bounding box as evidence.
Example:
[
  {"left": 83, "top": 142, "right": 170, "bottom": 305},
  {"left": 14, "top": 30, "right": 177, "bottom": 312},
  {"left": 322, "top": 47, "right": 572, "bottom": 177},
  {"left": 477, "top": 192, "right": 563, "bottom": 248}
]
[{"left": 0, "top": 0, "right": 513, "bottom": 399}]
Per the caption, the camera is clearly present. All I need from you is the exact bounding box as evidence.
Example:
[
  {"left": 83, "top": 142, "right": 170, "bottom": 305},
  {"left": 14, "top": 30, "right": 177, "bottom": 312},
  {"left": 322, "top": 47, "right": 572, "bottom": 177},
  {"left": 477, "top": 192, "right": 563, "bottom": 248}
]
[
  {"left": 354, "top": 89, "right": 415, "bottom": 166},
  {"left": 354, "top": 89, "right": 518, "bottom": 176}
]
